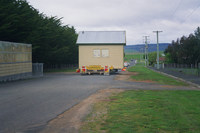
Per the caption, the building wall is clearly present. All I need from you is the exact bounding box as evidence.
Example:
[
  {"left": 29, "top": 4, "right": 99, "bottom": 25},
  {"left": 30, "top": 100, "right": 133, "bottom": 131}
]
[
  {"left": 0, "top": 41, "right": 32, "bottom": 82},
  {"left": 79, "top": 45, "right": 124, "bottom": 69}
]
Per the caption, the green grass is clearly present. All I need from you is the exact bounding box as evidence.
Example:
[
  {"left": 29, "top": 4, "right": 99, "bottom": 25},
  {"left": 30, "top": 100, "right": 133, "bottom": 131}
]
[
  {"left": 81, "top": 90, "right": 200, "bottom": 133},
  {"left": 125, "top": 53, "right": 142, "bottom": 62},
  {"left": 128, "top": 64, "right": 188, "bottom": 86},
  {"left": 44, "top": 68, "right": 76, "bottom": 73}
]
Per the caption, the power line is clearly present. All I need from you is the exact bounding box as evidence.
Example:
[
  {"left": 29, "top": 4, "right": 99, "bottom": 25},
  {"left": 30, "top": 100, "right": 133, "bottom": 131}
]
[
  {"left": 153, "top": 0, "right": 184, "bottom": 32},
  {"left": 181, "top": 3, "right": 200, "bottom": 23},
  {"left": 171, "top": 0, "right": 184, "bottom": 18}
]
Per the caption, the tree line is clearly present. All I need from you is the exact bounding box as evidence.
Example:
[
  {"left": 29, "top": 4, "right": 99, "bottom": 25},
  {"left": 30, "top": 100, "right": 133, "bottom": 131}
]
[
  {"left": 164, "top": 27, "right": 200, "bottom": 66},
  {"left": 0, "top": 0, "right": 78, "bottom": 66}
]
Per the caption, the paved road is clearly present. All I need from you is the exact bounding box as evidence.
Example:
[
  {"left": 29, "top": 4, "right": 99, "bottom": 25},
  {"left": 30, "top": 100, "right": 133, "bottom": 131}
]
[
  {"left": 0, "top": 72, "right": 198, "bottom": 133},
  {"left": 150, "top": 67, "right": 200, "bottom": 86},
  {"left": 129, "top": 59, "right": 137, "bottom": 66},
  {"left": 0, "top": 73, "right": 118, "bottom": 133}
]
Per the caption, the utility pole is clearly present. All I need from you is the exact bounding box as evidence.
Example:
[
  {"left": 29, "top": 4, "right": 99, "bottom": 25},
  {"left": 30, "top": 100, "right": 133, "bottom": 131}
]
[
  {"left": 144, "top": 44, "right": 146, "bottom": 66},
  {"left": 143, "top": 36, "right": 149, "bottom": 67},
  {"left": 147, "top": 43, "right": 149, "bottom": 66},
  {"left": 153, "top": 31, "right": 162, "bottom": 69},
  {"left": 140, "top": 48, "right": 143, "bottom": 62}
]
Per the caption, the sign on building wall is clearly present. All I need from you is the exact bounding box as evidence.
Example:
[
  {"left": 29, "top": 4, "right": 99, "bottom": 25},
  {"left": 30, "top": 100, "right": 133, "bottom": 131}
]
[
  {"left": 102, "top": 49, "right": 109, "bottom": 57},
  {"left": 93, "top": 49, "right": 101, "bottom": 57},
  {"left": 93, "top": 49, "right": 109, "bottom": 58}
]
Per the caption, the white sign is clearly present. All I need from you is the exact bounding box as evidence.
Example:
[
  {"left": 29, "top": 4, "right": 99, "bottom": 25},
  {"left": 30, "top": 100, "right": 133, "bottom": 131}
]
[
  {"left": 93, "top": 49, "right": 100, "bottom": 57},
  {"left": 102, "top": 49, "right": 109, "bottom": 57}
]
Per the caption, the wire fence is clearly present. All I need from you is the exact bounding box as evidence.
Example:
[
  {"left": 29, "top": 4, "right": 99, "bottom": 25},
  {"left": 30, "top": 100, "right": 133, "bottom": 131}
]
[
  {"left": 163, "top": 63, "right": 200, "bottom": 76},
  {"left": 164, "top": 63, "right": 200, "bottom": 69},
  {"left": 43, "top": 64, "right": 78, "bottom": 71},
  {"left": 32, "top": 63, "right": 43, "bottom": 77}
]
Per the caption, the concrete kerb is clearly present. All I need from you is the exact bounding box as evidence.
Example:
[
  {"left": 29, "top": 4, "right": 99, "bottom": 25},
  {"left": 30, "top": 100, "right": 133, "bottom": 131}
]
[{"left": 149, "top": 68, "right": 200, "bottom": 89}]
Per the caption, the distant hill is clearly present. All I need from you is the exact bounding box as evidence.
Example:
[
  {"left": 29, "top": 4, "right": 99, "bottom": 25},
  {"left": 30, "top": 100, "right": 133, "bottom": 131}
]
[{"left": 124, "top": 43, "right": 170, "bottom": 53}]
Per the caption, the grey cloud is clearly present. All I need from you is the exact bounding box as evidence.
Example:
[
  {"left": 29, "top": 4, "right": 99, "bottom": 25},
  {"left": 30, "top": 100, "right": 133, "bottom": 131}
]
[{"left": 27, "top": 0, "right": 200, "bottom": 44}]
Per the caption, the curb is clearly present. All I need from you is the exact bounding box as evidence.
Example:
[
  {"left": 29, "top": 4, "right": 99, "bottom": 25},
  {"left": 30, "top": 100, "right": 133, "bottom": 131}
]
[{"left": 149, "top": 68, "right": 200, "bottom": 89}]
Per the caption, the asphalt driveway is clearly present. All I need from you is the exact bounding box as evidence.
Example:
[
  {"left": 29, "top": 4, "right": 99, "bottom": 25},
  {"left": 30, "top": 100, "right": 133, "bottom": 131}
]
[{"left": 0, "top": 73, "right": 116, "bottom": 133}]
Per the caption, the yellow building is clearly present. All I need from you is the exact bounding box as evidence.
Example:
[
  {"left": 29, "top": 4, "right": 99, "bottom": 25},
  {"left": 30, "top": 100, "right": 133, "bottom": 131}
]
[{"left": 76, "top": 31, "right": 126, "bottom": 74}]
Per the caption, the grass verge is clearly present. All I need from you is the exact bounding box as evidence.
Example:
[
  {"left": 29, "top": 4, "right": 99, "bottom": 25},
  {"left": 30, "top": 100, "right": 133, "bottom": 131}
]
[
  {"left": 128, "top": 64, "right": 188, "bottom": 86},
  {"left": 81, "top": 90, "right": 200, "bottom": 133}
]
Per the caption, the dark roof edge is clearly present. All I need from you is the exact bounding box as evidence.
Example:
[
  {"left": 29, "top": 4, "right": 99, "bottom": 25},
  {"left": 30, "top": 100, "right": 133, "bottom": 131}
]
[
  {"left": 77, "top": 43, "right": 126, "bottom": 46},
  {"left": 78, "top": 30, "right": 126, "bottom": 32}
]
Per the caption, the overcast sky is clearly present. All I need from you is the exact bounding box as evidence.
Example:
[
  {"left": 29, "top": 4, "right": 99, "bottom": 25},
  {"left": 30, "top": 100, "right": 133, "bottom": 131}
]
[{"left": 27, "top": 0, "right": 200, "bottom": 45}]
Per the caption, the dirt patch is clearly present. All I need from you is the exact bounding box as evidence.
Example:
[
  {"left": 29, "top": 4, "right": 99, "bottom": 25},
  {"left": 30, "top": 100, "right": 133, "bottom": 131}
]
[
  {"left": 158, "top": 85, "right": 178, "bottom": 88},
  {"left": 128, "top": 79, "right": 156, "bottom": 83},
  {"left": 40, "top": 88, "right": 124, "bottom": 133},
  {"left": 115, "top": 71, "right": 156, "bottom": 83},
  {"left": 114, "top": 75, "right": 130, "bottom": 81},
  {"left": 120, "top": 71, "right": 139, "bottom": 75},
  {"left": 114, "top": 71, "right": 138, "bottom": 81}
]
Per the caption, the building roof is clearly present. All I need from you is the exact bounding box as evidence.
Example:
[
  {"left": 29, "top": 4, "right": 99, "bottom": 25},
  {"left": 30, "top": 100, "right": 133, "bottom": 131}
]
[{"left": 76, "top": 31, "right": 126, "bottom": 45}]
